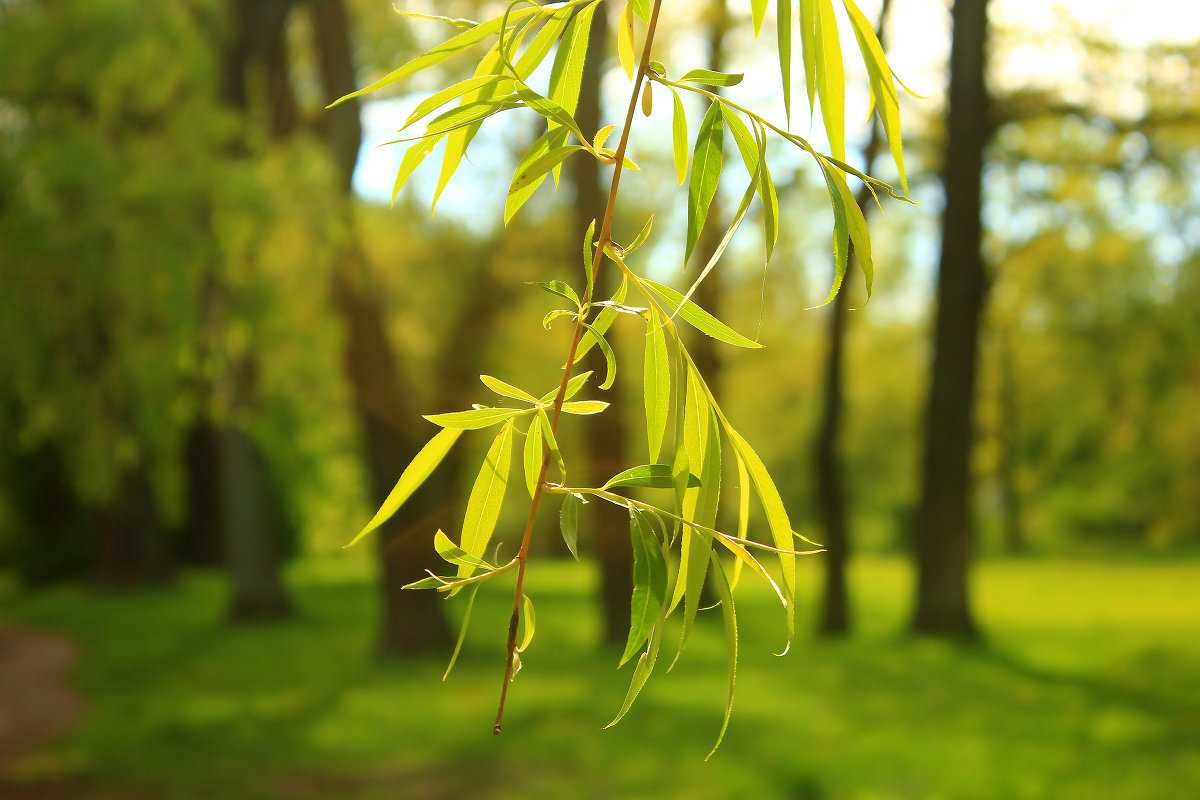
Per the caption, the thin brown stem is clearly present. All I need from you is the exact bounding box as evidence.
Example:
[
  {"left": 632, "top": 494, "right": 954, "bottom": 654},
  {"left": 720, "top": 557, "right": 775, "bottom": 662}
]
[{"left": 493, "top": 0, "right": 665, "bottom": 735}]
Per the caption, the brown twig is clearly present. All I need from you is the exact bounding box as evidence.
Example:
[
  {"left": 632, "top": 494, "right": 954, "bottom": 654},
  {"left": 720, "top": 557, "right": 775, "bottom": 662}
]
[{"left": 493, "top": 0, "right": 666, "bottom": 735}]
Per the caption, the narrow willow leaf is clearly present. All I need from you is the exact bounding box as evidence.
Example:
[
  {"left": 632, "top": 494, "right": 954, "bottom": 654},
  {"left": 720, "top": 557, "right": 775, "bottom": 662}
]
[
  {"left": 618, "top": 2, "right": 636, "bottom": 80},
  {"left": 514, "top": 85, "right": 591, "bottom": 148},
  {"left": 403, "top": 574, "right": 451, "bottom": 590},
  {"left": 576, "top": 277, "right": 627, "bottom": 362},
  {"left": 759, "top": 127, "right": 780, "bottom": 261},
  {"left": 523, "top": 414, "right": 543, "bottom": 498},
  {"left": 605, "top": 617, "right": 662, "bottom": 728},
  {"left": 603, "top": 464, "right": 700, "bottom": 490},
  {"left": 433, "top": 42, "right": 509, "bottom": 212},
  {"left": 731, "top": 450, "right": 750, "bottom": 589},
  {"left": 530, "top": 279, "right": 582, "bottom": 308},
  {"left": 543, "top": 309, "right": 577, "bottom": 330},
  {"left": 642, "top": 280, "right": 763, "bottom": 349},
  {"left": 842, "top": 0, "right": 908, "bottom": 193},
  {"left": 403, "top": 75, "right": 511, "bottom": 130},
  {"left": 457, "top": 421, "right": 515, "bottom": 576},
  {"left": 424, "top": 407, "right": 525, "bottom": 430},
  {"left": 443, "top": 583, "right": 480, "bottom": 681},
  {"left": 538, "top": 370, "right": 594, "bottom": 405},
  {"left": 778, "top": 0, "right": 793, "bottom": 124},
  {"left": 620, "top": 509, "right": 668, "bottom": 666},
  {"left": 751, "top": 0, "right": 768, "bottom": 36},
  {"left": 800, "top": 0, "right": 818, "bottom": 117},
  {"left": 626, "top": 214, "right": 655, "bottom": 254},
  {"left": 721, "top": 105, "right": 759, "bottom": 178},
  {"left": 705, "top": 554, "right": 738, "bottom": 760},
  {"left": 395, "top": 10, "right": 477, "bottom": 29},
  {"left": 813, "top": 155, "right": 851, "bottom": 306},
  {"left": 514, "top": 6, "right": 573, "bottom": 77},
  {"left": 535, "top": 407, "right": 566, "bottom": 482},
  {"left": 726, "top": 425, "right": 796, "bottom": 640},
  {"left": 506, "top": 145, "right": 583, "bottom": 222},
  {"left": 480, "top": 375, "right": 539, "bottom": 404},
  {"left": 327, "top": 7, "right": 537, "bottom": 107},
  {"left": 670, "top": 88, "right": 688, "bottom": 186},
  {"left": 348, "top": 427, "right": 462, "bottom": 546},
  {"left": 582, "top": 217, "right": 598, "bottom": 300},
  {"left": 828, "top": 160, "right": 873, "bottom": 296},
  {"left": 679, "top": 69, "right": 745, "bottom": 87},
  {"left": 518, "top": 594, "right": 536, "bottom": 652},
  {"left": 815, "top": 0, "right": 846, "bottom": 161},
  {"left": 631, "top": 0, "right": 650, "bottom": 22},
  {"left": 547, "top": 0, "right": 600, "bottom": 153},
  {"left": 561, "top": 400, "right": 609, "bottom": 415},
  {"left": 435, "top": 529, "right": 493, "bottom": 570},
  {"left": 391, "top": 136, "right": 441, "bottom": 205},
  {"left": 559, "top": 494, "right": 580, "bottom": 559},
  {"left": 685, "top": 102, "right": 724, "bottom": 267},
  {"left": 644, "top": 307, "right": 670, "bottom": 462},
  {"left": 579, "top": 322, "right": 617, "bottom": 389}
]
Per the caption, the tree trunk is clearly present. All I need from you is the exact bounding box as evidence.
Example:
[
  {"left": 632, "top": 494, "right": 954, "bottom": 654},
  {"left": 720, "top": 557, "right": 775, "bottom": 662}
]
[
  {"left": 911, "top": 0, "right": 991, "bottom": 638},
  {"left": 995, "top": 328, "right": 1025, "bottom": 554},
  {"left": 814, "top": 0, "right": 893, "bottom": 637}
]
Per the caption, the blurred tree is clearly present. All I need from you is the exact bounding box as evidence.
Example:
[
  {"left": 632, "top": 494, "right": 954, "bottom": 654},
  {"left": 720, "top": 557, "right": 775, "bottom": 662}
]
[{"left": 911, "top": 0, "right": 991, "bottom": 637}]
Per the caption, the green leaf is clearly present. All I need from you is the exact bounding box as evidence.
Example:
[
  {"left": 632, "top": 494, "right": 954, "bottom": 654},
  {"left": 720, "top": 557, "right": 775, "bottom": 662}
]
[
  {"left": 579, "top": 322, "right": 617, "bottom": 389},
  {"left": 842, "top": 0, "right": 908, "bottom": 193},
  {"left": 605, "top": 616, "right": 663, "bottom": 728},
  {"left": 518, "top": 593, "right": 536, "bottom": 652},
  {"left": 679, "top": 69, "right": 744, "bottom": 87},
  {"left": 759, "top": 127, "right": 780, "bottom": 261},
  {"left": 625, "top": 214, "right": 655, "bottom": 255},
  {"left": 576, "top": 277, "right": 627, "bottom": 362},
  {"left": 705, "top": 553, "right": 738, "bottom": 760},
  {"left": 505, "top": 127, "right": 572, "bottom": 223},
  {"left": 813, "top": 156, "right": 851, "bottom": 306},
  {"left": 546, "top": 0, "right": 600, "bottom": 163},
  {"left": 720, "top": 105, "right": 759, "bottom": 178},
  {"left": 326, "top": 7, "right": 538, "bottom": 107},
  {"left": 561, "top": 400, "right": 609, "bottom": 415},
  {"left": 538, "top": 370, "right": 594, "bottom": 405},
  {"left": 480, "top": 374, "right": 539, "bottom": 404},
  {"left": 617, "top": 1, "right": 636, "bottom": 80},
  {"left": 670, "top": 88, "right": 688, "bottom": 186},
  {"left": 602, "top": 464, "right": 700, "bottom": 490},
  {"left": 800, "top": 0, "right": 818, "bottom": 117},
  {"left": 778, "top": 0, "right": 793, "bottom": 124},
  {"left": 732, "top": 451, "right": 750, "bottom": 589},
  {"left": 641, "top": 279, "right": 763, "bottom": 349},
  {"left": 523, "top": 414, "right": 544, "bottom": 498},
  {"left": 402, "top": 75, "right": 512, "bottom": 130},
  {"left": 514, "top": 6, "right": 573, "bottom": 77},
  {"left": 631, "top": 0, "right": 651, "bottom": 22},
  {"left": 391, "top": 136, "right": 440, "bottom": 205},
  {"left": 443, "top": 584, "right": 481, "bottom": 681},
  {"left": 829, "top": 158, "right": 873, "bottom": 297},
  {"left": 620, "top": 508, "right": 668, "bottom": 666},
  {"left": 559, "top": 494, "right": 581, "bottom": 560},
  {"left": 726, "top": 425, "right": 796, "bottom": 642},
  {"left": 347, "top": 427, "right": 462, "bottom": 547},
  {"left": 644, "top": 306, "right": 671, "bottom": 463},
  {"left": 423, "top": 407, "right": 526, "bottom": 430},
  {"left": 751, "top": 0, "right": 768, "bottom": 37},
  {"left": 582, "top": 217, "right": 597, "bottom": 300},
  {"left": 535, "top": 407, "right": 566, "bottom": 483},
  {"left": 685, "top": 102, "right": 724, "bottom": 267},
  {"left": 434, "top": 528, "right": 494, "bottom": 570},
  {"left": 456, "top": 420, "right": 515, "bottom": 576},
  {"left": 814, "top": 0, "right": 846, "bottom": 161},
  {"left": 530, "top": 279, "right": 582, "bottom": 308},
  {"left": 514, "top": 84, "right": 591, "bottom": 148},
  {"left": 506, "top": 144, "right": 583, "bottom": 223}
]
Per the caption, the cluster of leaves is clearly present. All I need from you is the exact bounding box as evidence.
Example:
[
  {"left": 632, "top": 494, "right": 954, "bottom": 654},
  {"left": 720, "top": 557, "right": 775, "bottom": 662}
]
[{"left": 335, "top": 0, "right": 910, "bottom": 755}]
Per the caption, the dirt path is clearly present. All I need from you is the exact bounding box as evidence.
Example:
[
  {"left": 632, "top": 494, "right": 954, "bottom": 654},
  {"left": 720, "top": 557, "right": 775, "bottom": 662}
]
[{"left": 0, "top": 626, "right": 84, "bottom": 767}]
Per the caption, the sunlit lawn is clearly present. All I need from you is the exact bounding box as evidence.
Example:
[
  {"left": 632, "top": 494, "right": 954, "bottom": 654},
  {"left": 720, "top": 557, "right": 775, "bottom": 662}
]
[{"left": 3, "top": 555, "right": 1199, "bottom": 799}]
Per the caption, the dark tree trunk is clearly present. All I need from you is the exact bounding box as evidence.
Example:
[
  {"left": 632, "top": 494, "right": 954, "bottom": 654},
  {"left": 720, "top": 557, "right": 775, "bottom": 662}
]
[
  {"left": 179, "top": 421, "right": 226, "bottom": 567},
  {"left": 814, "top": 0, "right": 893, "bottom": 637},
  {"left": 222, "top": 427, "right": 294, "bottom": 621},
  {"left": 563, "top": 3, "right": 633, "bottom": 647},
  {"left": 911, "top": 0, "right": 991, "bottom": 638},
  {"left": 92, "top": 466, "right": 174, "bottom": 590},
  {"left": 995, "top": 329, "right": 1025, "bottom": 555}
]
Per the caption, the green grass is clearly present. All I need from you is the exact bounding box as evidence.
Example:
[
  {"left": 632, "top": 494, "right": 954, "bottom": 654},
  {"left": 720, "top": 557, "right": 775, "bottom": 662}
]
[{"left": 3, "top": 556, "right": 1199, "bottom": 799}]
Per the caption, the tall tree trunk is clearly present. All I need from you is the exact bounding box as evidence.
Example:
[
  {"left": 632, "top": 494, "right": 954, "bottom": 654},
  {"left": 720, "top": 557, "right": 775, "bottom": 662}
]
[
  {"left": 307, "top": 0, "right": 453, "bottom": 655},
  {"left": 214, "top": 0, "right": 300, "bottom": 622},
  {"left": 911, "top": 0, "right": 991, "bottom": 638},
  {"left": 814, "top": 0, "right": 893, "bottom": 637},
  {"left": 566, "top": 4, "right": 632, "bottom": 646}
]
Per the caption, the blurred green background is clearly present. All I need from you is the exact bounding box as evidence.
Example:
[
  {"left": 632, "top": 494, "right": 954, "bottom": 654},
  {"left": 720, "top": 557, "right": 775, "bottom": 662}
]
[{"left": 1, "top": 0, "right": 1197, "bottom": 798}]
